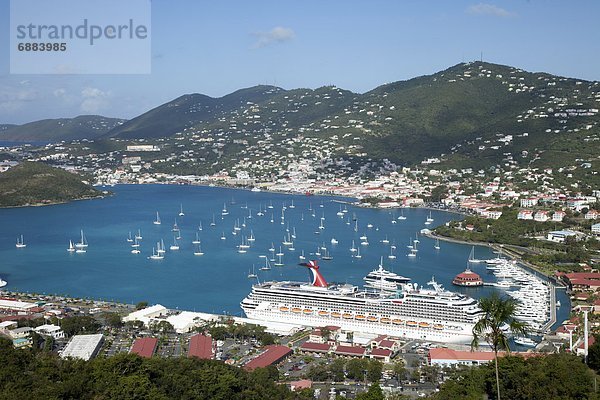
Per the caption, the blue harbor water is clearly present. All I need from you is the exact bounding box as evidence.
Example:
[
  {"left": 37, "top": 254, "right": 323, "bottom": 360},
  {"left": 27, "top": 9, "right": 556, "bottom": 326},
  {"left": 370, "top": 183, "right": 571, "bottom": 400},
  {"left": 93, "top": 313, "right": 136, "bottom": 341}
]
[{"left": 0, "top": 184, "right": 569, "bottom": 329}]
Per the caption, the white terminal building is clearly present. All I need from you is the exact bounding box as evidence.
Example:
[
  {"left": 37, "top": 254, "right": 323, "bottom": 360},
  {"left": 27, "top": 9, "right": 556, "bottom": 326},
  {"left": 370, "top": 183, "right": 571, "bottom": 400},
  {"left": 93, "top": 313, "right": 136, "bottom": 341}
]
[{"left": 60, "top": 334, "right": 104, "bottom": 361}]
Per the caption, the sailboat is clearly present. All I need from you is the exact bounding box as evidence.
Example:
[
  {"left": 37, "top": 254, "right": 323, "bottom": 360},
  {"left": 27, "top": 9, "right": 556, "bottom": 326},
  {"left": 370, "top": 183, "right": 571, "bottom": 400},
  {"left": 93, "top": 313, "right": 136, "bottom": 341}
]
[
  {"left": 407, "top": 241, "right": 417, "bottom": 258},
  {"left": 179, "top": 204, "right": 185, "bottom": 216},
  {"left": 315, "top": 246, "right": 321, "bottom": 257},
  {"left": 15, "top": 235, "right": 26, "bottom": 248},
  {"left": 318, "top": 219, "right": 325, "bottom": 230},
  {"left": 354, "top": 247, "right": 362, "bottom": 259},
  {"left": 263, "top": 257, "right": 275, "bottom": 269},
  {"left": 169, "top": 236, "right": 180, "bottom": 251},
  {"left": 237, "top": 237, "right": 248, "bottom": 253},
  {"left": 157, "top": 239, "right": 166, "bottom": 254},
  {"left": 154, "top": 211, "right": 161, "bottom": 225},
  {"left": 434, "top": 238, "right": 441, "bottom": 250},
  {"left": 398, "top": 209, "right": 407, "bottom": 220},
  {"left": 273, "top": 253, "right": 284, "bottom": 267},
  {"left": 149, "top": 245, "right": 164, "bottom": 260},
  {"left": 67, "top": 240, "right": 75, "bottom": 252},
  {"left": 388, "top": 246, "right": 397, "bottom": 259},
  {"left": 289, "top": 199, "right": 295, "bottom": 209},
  {"left": 135, "top": 229, "right": 143, "bottom": 240},
  {"left": 172, "top": 219, "right": 180, "bottom": 232},
  {"left": 321, "top": 248, "right": 333, "bottom": 260},
  {"left": 131, "top": 238, "right": 141, "bottom": 254},
  {"left": 198, "top": 221, "right": 203, "bottom": 231},
  {"left": 126, "top": 232, "right": 133, "bottom": 243},
  {"left": 468, "top": 246, "right": 483, "bottom": 263},
  {"left": 267, "top": 200, "right": 274, "bottom": 209},
  {"left": 426, "top": 211, "right": 434, "bottom": 223},
  {"left": 193, "top": 243, "right": 204, "bottom": 256},
  {"left": 221, "top": 203, "right": 229, "bottom": 216},
  {"left": 192, "top": 232, "right": 201, "bottom": 244},
  {"left": 131, "top": 237, "right": 140, "bottom": 248},
  {"left": 299, "top": 250, "right": 306, "bottom": 260},
  {"left": 350, "top": 240, "right": 357, "bottom": 252},
  {"left": 210, "top": 214, "right": 216, "bottom": 226},
  {"left": 220, "top": 232, "right": 226, "bottom": 240},
  {"left": 248, "top": 265, "right": 257, "bottom": 278},
  {"left": 381, "top": 235, "right": 389, "bottom": 244},
  {"left": 75, "top": 230, "right": 88, "bottom": 248},
  {"left": 291, "top": 227, "right": 297, "bottom": 239}
]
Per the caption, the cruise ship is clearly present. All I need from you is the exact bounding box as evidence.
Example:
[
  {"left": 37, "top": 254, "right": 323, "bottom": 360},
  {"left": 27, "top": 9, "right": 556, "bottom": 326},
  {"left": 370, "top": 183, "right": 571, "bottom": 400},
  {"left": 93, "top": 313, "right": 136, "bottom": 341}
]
[
  {"left": 363, "top": 258, "right": 411, "bottom": 292},
  {"left": 241, "top": 261, "right": 483, "bottom": 344}
]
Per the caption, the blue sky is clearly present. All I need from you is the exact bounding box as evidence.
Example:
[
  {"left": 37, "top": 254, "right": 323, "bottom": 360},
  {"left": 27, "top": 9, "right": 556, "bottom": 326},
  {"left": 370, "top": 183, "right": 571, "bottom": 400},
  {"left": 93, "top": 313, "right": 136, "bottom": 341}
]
[{"left": 1, "top": 0, "right": 599, "bottom": 124}]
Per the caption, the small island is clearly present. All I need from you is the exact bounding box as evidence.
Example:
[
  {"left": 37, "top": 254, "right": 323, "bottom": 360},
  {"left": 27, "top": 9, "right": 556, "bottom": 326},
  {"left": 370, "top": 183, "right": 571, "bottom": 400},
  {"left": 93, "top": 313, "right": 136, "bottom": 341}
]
[{"left": 0, "top": 162, "right": 104, "bottom": 208}]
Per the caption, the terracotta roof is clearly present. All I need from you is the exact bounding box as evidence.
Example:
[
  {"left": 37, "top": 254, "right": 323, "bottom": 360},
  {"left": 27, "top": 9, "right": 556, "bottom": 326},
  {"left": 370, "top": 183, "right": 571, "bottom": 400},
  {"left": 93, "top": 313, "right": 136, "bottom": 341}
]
[
  {"left": 130, "top": 337, "right": 158, "bottom": 358},
  {"left": 429, "top": 348, "right": 495, "bottom": 362},
  {"left": 378, "top": 340, "right": 395, "bottom": 349},
  {"left": 244, "top": 345, "right": 292, "bottom": 371},
  {"left": 300, "top": 342, "right": 331, "bottom": 352},
  {"left": 566, "top": 272, "right": 600, "bottom": 280},
  {"left": 578, "top": 336, "right": 596, "bottom": 349},
  {"left": 335, "top": 345, "right": 366, "bottom": 356},
  {"left": 371, "top": 348, "right": 392, "bottom": 358},
  {"left": 188, "top": 334, "right": 213, "bottom": 360}
]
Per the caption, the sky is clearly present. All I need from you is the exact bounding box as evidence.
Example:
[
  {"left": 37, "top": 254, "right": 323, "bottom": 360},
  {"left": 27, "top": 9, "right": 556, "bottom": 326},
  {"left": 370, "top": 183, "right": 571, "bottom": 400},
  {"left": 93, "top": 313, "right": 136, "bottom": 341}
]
[{"left": 1, "top": 0, "right": 599, "bottom": 124}]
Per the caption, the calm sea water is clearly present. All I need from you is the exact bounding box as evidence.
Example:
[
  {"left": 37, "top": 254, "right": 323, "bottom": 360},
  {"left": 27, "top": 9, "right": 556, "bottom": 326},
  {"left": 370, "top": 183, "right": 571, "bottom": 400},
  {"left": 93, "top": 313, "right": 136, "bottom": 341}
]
[{"left": 0, "top": 184, "right": 569, "bottom": 328}]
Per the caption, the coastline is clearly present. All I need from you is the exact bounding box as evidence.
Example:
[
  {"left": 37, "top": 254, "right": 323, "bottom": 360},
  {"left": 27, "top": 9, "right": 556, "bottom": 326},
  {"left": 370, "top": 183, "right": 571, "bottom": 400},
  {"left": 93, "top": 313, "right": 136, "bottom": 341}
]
[{"left": 0, "top": 193, "right": 109, "bottom": 209}]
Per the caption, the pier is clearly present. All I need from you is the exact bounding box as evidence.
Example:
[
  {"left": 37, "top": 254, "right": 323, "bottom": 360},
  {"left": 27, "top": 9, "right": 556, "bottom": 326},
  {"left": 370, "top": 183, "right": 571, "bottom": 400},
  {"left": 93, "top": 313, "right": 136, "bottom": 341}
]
[{"left": 540, "top": 284, "right": 557, "bottom": 333}]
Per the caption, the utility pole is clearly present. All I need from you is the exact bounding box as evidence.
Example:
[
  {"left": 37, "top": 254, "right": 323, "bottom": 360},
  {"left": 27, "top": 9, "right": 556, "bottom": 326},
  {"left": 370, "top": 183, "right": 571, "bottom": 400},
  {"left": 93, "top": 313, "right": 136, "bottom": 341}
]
[{"left": 584, "top": 307, "right": 590, "bottom": 364}]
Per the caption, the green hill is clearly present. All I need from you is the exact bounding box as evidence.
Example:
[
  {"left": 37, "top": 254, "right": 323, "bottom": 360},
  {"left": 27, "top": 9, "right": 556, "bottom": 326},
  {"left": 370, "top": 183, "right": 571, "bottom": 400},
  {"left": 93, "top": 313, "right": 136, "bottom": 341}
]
[
  {"left": 0, "top": 162, "right": 103, "bottom": 207},
  {"left": 102, "top": 62, "right": 600, "bottom": 171},
  {"left": 0, "top": 115, "right": 125, "bottom": 142}
]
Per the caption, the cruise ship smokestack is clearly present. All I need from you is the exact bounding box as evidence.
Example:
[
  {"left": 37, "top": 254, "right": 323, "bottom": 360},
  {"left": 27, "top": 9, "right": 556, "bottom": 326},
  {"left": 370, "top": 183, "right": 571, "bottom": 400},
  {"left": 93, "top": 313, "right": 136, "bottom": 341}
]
[{"left": 300, "top": 260, "right": 328, "bottom": 287}]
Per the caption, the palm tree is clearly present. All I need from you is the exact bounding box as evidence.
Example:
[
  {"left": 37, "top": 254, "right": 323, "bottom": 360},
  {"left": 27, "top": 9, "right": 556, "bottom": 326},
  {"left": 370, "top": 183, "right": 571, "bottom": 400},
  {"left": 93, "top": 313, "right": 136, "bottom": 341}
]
[{"left": 471, "top": 292, "right": 528, "bottom": 400}]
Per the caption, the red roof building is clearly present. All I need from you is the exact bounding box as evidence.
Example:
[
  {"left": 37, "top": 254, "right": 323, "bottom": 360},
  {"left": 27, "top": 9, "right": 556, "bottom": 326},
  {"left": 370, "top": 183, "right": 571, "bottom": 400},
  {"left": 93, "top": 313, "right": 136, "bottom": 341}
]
[
  {"left": 289, "top": 379, "right": 313, "bottom": 391},
  {"left": 452, "top": 269, "right": 483, "bottom": 287},
  {"left": 428, "top": 348, "right": 537, "bottom": 367},
  {"left": 243, "top": 345, "right": 293, "bottom": 371},
  {"left": 188, "top": 334, "right": 213, "bottom": 360},
  {"left": 334, "top": 345, "right": 366, "bottom": 358},
  {"left": 130, "top": 337, "right": 158, "bottom": 358},
  {"left": 370, "top": 348, "right": 393, "bottom": 362},
  {"left": 300, "top": 342, "right": 332, "bottom": 353}
]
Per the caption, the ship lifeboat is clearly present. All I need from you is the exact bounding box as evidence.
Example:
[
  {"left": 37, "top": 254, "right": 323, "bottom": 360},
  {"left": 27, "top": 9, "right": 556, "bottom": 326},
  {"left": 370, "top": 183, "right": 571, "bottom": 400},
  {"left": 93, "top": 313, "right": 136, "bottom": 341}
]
[
  {"left": 342, "top": 313, "right": 353, "bottom": 319},
  {"left": 303, "top": 309, "right": 313, "bottom": 314},
  {"left": 406, "top": 321, "right": 417, "bottom": 327},
  {"left": 318, "top": 310, "right": 329, "bottom": 316},
  {"left": 291, "top": 307, "right": 302, "bottom": 313},
  {"left": 355, "top": 315, "right": 366, "bottom": 320},
  {"left": 279, "top": 306, "right": 289, "bottom": 312},
  {"left": 433, "top": 324, "right": 444, "bottom": 330},
  {"left": 380, "top": 317, "right": 391, "bottom": 324},
  {"left": 392, "top": 319, "right": 403, "bottom": 325},
  {"left": 331, "top": 312, "right": 341, "bottom": 318},
  {"left": 367, "top": 316, "right": 377, "bottom": 322},
  {"left": 418, "top": 322, "right": 430, "bottom": 328}
]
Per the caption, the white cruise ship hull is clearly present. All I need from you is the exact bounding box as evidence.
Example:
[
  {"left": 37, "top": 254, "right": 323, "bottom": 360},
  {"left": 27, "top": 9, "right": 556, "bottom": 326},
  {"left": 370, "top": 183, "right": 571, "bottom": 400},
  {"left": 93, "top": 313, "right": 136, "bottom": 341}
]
[{"left": 243, "top": 307, "right": 474, "bottom": 344}]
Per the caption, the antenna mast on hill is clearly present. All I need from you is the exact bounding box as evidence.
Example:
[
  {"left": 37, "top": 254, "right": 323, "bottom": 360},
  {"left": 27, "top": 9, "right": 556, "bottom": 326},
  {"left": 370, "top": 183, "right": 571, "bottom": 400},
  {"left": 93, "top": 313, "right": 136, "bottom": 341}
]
[{"left": 480, "top": 51, "right": 483, "bottom": 62}]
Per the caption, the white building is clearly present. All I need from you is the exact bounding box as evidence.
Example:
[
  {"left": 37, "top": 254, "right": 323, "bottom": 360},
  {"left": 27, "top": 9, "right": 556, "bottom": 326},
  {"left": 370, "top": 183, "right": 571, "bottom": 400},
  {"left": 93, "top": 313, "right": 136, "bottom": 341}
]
[
  {"left": 517, "top": 210, "right": 534, "bottom": 220},
  {"left": 592, "top": 223, "right": 600, "bottom": 235},
  {"left": 534, "top": 211, "right": 549, "bottom": 222},
  {"left": 34, "top": 324, "right": 65, "bottom": 340},
  {"left": 552, "top": 211, "right": 566, "bottom": 222},
  {"left": 547, "top": 230, "right": 578, "bottom": 243},
  {"left": 520, "top": 198, "right": 539, "bottom": 208},
  {"left": 123, "top": 304, "right": 168, "bottom": 326},
  {"left": 60, "top": 334, "right": 104, "bottom": 361},
  {"left": 126, "top": 145, "right": 160, "bottom": 152}
]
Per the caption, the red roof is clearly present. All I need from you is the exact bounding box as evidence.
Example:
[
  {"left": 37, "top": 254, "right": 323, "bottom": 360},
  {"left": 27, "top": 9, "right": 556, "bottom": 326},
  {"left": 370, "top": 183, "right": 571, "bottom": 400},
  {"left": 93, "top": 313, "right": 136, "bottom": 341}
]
[
  {"left": 378, "top": 340, "right": 395, "bottom": 349},
  {"left": 578, "top": 336, "right": 596, "bottom": 349},
  {"left": 372, "top": 334, "right": 388, "bottom": 343},
  {"left": 335, "top": 345, "right": 366, "bottom": 356},
  {"left": 130, "top": 337, "right": 158, "bottom": 358},
  {"left": 566, "top": 272, "right": 600, "bottom": 281},
  {"left": 188, "top": 334, "right": 213, "bottom": 360},
  {"left": 429, "top": 348, "right": 496, "bottom": 362},
  {"left": 570, "top": 279, "right": 600, "bottom": 288},
  {"left": 244, "top": 345, "right": 292, "bottom": 371},
  {"left": 300, "top": 342, "right": 331, "bottom": 352},
  {"left": 371, "top": 348, "right": 392, "bottom": 358}
]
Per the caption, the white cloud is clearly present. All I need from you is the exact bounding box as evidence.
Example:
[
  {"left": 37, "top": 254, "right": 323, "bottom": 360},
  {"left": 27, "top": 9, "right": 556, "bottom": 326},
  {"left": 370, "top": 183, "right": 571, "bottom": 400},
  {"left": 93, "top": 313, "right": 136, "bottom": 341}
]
[
  {"left": 80, "top": 87, "right": 111, "bottom": 114},
  {"left": 53, "top": 88, "right": 67, "bottom": 98},
  {"left": 251, "top": 26, "right": 295, "bottom": 49},
  {"left": 0, "top": 86, "right": 39, "bottom": 113},
  {"left": 466, "top": 3, "right": 513, "bottom": 17}
]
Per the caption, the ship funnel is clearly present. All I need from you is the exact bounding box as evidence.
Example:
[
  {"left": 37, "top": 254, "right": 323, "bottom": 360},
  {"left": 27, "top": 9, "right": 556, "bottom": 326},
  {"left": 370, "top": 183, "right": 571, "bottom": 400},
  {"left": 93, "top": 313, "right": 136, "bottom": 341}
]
[{"left": 300, "top": 260, "right": 328, "bottom": 287}]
